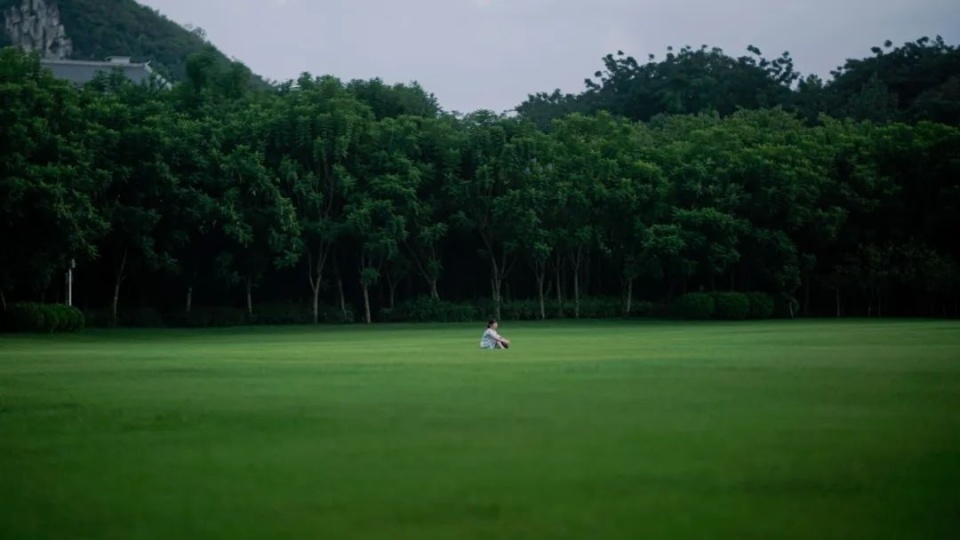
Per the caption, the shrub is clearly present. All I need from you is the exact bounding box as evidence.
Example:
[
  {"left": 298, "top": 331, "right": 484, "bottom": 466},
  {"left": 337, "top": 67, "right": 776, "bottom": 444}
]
[
  {"left": 672, "top": 292, "right": 715, "bottom": 320},
  {"left": 627, "top": 300, "right": 667, "bottom": 318},
  {"left": 501, "top": 299, "right": 568, "bottom": 320},
  {"left": 576, "top": 296, "right": 623, "bottom": 319},
  {"left": 2, "top": 303, "right": 84, "bottom": 333},
  {"left": 501, "top": 299, "right": 541, "bottom": 320},
  {"left": 745, "top": 292, "right": 775, "bottom": 319},
  {"left": 711, "top": 292, "right": 750, "bottom": 320},
  {"left": 39, "top": 304, "right": 62, "bottom": 332},
  {"left": 497, "top": 297, "right": 635, "bottom": 320},
  {"left": 382, "top": 297, "right": 479, "bottom": 323},
  {"left": 321, "top": 303, "right": 355, "bottom": 324},
  {"left": 51, "top": 304, "right": 85, "bottom": 332}
]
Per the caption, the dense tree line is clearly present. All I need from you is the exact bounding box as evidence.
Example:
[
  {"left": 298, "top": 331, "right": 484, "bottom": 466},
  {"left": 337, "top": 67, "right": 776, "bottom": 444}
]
[{"left": 1, "top": 39, "right": 958, "bottom": 328}]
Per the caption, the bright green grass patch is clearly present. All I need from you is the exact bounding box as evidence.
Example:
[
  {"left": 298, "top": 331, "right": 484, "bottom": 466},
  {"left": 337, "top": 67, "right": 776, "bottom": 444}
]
[{"left": 2, "top": 320, "right": 959, "bottom": 539}]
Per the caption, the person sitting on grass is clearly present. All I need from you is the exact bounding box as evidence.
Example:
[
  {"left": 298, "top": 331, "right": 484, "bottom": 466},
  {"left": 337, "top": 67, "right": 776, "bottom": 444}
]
[{"left": 480, "top": 319, "right": 510, "bottom": 349}]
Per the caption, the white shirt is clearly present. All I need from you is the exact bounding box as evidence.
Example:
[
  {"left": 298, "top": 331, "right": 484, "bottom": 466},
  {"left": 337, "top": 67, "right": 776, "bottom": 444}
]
[{"left": 480, "top": 328, "right": 501, "bottom": 348}]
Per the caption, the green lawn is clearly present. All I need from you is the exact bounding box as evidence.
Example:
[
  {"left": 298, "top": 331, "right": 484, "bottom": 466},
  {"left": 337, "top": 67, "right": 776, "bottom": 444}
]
[{"left": 2, "top": 320, "right": 959, "bottom": 539}]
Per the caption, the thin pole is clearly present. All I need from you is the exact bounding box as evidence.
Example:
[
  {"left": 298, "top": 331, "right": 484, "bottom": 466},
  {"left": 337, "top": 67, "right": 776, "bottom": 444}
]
[{"left": 67, "top": 259, "right": 75, "bottom": 306}]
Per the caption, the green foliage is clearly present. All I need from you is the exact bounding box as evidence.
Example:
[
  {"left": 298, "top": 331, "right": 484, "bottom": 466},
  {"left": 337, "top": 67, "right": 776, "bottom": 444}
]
[
  {"left": 381, "top": 297, "right": 480, "bottom": 323},
  {"left": 744, "top": 292, "right": 775, "bottom": 319},
  {"left": 2, "top": 302, "right": 84, "bottom": 333},
  {"left": 672, "top": 293, "right": 715, "bottom": 320},
  {"left": 499, "top": 299, "right": 545, "bottom": 321},
  {"left": 496, "top": 297, "right": 647, "bottom": 320},
  {"left": 574, "top": 297, "right": 624, "bottom": 319},
  {"left": 1, "top": 40, "right": 959, "bottom": 323},
  {"left": 710, "top": 292, "right": 750, "bottom": 320},
  {"left": 824, "top": 36, "right": 960, "bottom": 125},
  {"left": 518, "top": 37, "right": 960, "bottom": 127},
  {"left": 519, "top": 45, "right": 797, "bottom": 125}
]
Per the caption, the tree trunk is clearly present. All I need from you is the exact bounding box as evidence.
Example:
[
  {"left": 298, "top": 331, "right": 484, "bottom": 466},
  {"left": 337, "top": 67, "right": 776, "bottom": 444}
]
[
  {"left": 0, "top": 289, "right": 6, "bottom": 312},
  {"left": 573, "top": 271, "right": 580, "bottom": 318},
  {"left": 186, "top": 286, "right": 193, "bottom": 313},
  {"left": 362, "top": 283, "right": 371, "bottom": 324},
  {"left": 571, "top": 247, "right": 583, "bottom": 319},
  {"left": 803, "top": 278, "right": 811, "bottom": 317},
  {"left": 490, "top": 256, "right": 502, "bottom": 320},
  {"left": 583, "top": 252, "right": 591, "bottom": 302},
  {"left": 536, "top": 266, "right": 546, "bottom": 320},
  {"left": 246, "top": 278, "right": 253, "bottom": 317},
  {"left": 835, "top": 283, "right": 841, "bottom": 318},
  {"left": 112, "top": 281, "right": 121, "bottom": 326},
  {"left": 665, "top": 272, "right": 673, "bottom": 305},
  {"left": 308, "top": 247, "right": 331, "bottom": 324},
  {"left": 337, "top": 276, "right": 347, "bottom": 322},
  {"left": 404, "top": 241, "right": 442, "bottom": 302},
  {"left": 385, "top": 269, "right": 397, "bottom": 308},
  {"left": 112, "top": 249, "right": 128, "bottom": 326},
  {"left": 555, "top": 251, "right": 564, "bottom": 316},
  {"left": 625, "top": 277, "right": 633, "bottom": 316},
  {"left": 311, "top": 281, "right": 321, "bottom": 324}
]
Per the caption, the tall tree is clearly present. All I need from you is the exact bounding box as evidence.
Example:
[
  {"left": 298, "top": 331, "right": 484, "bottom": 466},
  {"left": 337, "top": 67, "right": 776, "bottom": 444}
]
[
  {"left": 0, "top": 48, "right": 108, "bottom": 307},
  {"left": 269, "top": 75, "right": 372, "bottom": 323},
  {"left": 447, "top": 112, "right": 528, "bottom": 319},
  {"left": 79, "top": 71, "right": 179, "bottom": 322},
  {"left": 346, "top": 116, "right": 418, "bottom": 323}
]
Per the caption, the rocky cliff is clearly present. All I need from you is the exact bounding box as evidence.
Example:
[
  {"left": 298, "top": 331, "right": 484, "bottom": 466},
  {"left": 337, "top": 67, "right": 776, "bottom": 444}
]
[{"left": 2, "top": 0, "right": 72, "bottom": 59}]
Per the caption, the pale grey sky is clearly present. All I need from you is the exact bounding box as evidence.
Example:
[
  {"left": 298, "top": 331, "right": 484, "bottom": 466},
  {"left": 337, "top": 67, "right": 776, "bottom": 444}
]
[{"left": 139, "top": 0, "right": 959, "bottom": 114}]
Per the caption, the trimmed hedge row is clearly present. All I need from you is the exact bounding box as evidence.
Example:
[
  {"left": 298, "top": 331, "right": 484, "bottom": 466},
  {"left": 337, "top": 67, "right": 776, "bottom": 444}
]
[
  {"left": 382, "top": 297, "right": 667, "bottom": 323},
  {"left": 671, "top": 291, "right": 786, "bottom": 320},
  {"left": 2, "top": 293, "right": 792, "bottom": 331},
  {"left": 1, "top": 302, "right": 85, "bottom": 333},
  {"left": 74, "top": 296, "right": 669, "bottom": 328},
  {"left": 83, "top": 303, "right": 356, "bottom": 329}
]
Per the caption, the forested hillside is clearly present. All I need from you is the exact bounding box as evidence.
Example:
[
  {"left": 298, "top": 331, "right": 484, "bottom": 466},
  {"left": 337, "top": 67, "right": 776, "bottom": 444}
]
[
  {"left": 0, "top": 0, "right": 262, "bottom": 84},
  {"left": 1, "top": 32, "right": 958, "bottom": 330}
]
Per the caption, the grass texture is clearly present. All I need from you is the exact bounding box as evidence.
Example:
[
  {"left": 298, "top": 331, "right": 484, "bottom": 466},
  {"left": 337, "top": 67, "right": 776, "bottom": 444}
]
[{"left": 2, "top": 319, "right": 959, "bottom": 539}]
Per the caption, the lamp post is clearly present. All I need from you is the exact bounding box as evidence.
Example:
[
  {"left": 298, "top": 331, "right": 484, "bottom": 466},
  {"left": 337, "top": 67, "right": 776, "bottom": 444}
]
[{"left": 67, "top": 258, "right": 75, "bottom": 306}]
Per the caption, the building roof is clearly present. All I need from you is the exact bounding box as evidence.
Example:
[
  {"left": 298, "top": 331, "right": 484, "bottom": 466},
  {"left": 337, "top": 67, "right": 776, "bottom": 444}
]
[{"left": 40, "top": 56, "right": 171, "bottom": 88}]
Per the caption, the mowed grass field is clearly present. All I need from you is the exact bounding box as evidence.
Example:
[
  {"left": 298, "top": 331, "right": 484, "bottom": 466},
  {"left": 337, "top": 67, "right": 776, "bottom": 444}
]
[{"left": 1, "top": 320, "right": 959, "bottom": 539}]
